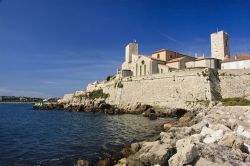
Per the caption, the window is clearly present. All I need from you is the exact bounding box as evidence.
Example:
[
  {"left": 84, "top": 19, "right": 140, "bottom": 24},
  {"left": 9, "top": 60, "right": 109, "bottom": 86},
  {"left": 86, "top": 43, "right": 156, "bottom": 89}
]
[
  {"left": 157, "top": 54, "right": 160, "bottom": 59},
  {"left": 141, "top": 60, "right": 145, "bottom": 64}
]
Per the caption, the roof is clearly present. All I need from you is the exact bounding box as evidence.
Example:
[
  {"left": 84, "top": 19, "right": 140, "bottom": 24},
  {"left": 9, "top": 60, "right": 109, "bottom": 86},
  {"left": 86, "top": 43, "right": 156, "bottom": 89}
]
[
  {"left": 152, "top": 49, "right": 173, "bottom": 54},
  {"left": 222, "top": 54, "right": 250, "bottom": 63},
  {"left": 150, "top": 57, "right": 167, "bottom": 63},
  {"left": 167, "top": 57, "right": 186, "bottom": 63}
]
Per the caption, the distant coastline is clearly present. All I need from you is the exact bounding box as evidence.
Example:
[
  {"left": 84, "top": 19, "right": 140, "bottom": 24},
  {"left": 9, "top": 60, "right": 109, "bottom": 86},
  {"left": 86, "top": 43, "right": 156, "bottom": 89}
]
[{"left": 0, "top": 96, "right": 43, "bottom": 103}]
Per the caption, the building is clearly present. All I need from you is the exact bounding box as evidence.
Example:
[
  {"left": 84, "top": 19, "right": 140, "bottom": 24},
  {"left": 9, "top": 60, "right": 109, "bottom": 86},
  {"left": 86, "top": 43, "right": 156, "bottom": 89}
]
[
  {"left": 120, "top": 42, "right": 159, "bottom": 77},
  {"left": 151, "top": 49, "right": 187, "bottom": 62},
  {"left": 119, "top": 40, "right": 222, "bottom": 77},
  {"left": 186, "top": 58, "right": 220, "bottom": 69},
  {"left": 221, "top": 54, "right": 250, "bottom": 69},
  {"left": 211, "top": 30, "right": 230, "bottom": 60}
]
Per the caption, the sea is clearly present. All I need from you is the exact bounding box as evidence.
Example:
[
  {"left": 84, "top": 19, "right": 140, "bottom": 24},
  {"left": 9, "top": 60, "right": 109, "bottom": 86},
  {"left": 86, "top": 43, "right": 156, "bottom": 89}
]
[{"left": 0, "top": 103, "right": 169, "bottom": 166}]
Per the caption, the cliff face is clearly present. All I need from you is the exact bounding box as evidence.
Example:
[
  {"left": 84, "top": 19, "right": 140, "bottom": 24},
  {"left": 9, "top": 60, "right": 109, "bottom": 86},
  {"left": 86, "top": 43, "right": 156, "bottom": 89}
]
[{"left": 59, "top": 68, "right": 250, "bottom": 110}]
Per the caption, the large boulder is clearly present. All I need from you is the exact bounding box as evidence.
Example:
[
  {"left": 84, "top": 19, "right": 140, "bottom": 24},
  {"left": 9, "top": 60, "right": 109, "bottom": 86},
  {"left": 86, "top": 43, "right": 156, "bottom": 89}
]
[
  {"left": 218, "top": 132, "right": 236, "bottom": 148},
  {"left": 168, "top": 138, "right": 199, "bottom": 166},
  {"left": 126, "top": 141, "right": 175, "bottom": 166}
]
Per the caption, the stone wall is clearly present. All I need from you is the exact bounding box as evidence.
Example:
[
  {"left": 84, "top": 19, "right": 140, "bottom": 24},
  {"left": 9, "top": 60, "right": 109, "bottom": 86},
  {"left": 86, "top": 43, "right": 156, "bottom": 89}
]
[
  {"left": 60, "top": 68, "right": 250, "bottom": 109},
  {"left": 99, "top": 68, "right": 215, "bottom": 108},
  {"left": 219, "top": 69, "right": 250, "bottom": 99}
]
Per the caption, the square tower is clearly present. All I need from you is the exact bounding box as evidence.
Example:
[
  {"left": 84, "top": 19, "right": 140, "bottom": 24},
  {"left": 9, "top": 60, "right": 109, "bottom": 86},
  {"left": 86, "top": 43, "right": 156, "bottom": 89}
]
[
  {"left": 125, "top": 42, "right": 138, "bottom": 63},
  {"left": 211, "top": 30, "right": 230, "bottom": 60}
]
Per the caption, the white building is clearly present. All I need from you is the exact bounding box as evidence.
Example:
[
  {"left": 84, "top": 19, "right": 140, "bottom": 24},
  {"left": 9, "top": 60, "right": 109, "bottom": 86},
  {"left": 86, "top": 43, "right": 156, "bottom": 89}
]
[
  {"left": 211, "top": 30, "right": 230, "bottom": 60},
  {"left": 221, "top": 55, "right": 250, "bottom": 69}
]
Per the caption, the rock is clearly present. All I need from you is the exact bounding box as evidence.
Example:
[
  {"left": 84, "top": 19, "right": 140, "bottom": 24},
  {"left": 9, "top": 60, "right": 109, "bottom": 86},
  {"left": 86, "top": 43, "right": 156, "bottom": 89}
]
[
  {"left": 149, "top": 113, "right": 157, "bottom": 120},
  {"left": 97, "top": 158, "right": 110, "bottom": 166},
  {"left": 168, "top": 138, "right": 199, "bottom": 166},
  {"left": 237, "top": 125, "right": 250, "bottom": 139},
  {"left": 142, "top": 108, "right": 155, "bottom": 117},
  {"left": 233, "top": 138, "right": 249, "bottom": 154},
  {"left": 163, "top": 123, "right": 172, "bottom": 131},
  {"left": 195, "top": 157, "right": 232, "bottom": 166},
  {"left": 120, "top": 147, "right": 133, "bottom": 158},
  {"left": 197, "top": 142, "right": 245, "bottom": 164},
  {"left": 191, "top": 120, "right": 209, "bottom": 133},
  {"left": 127, "top": 141, "right": 176, "bottom": 166},
  {"left": 135, "top": 104, "right": 152, "bottom": 114},
  {"left": 131, "top": 143, "right": 141, "bottom": 153},
  {"left": 114, "top": 158, "right": 127, "bottom": 166},
  {"left": 245, "top": 155, "right": 250, "bottom": 162},
  {"left": 99, "top": 103, "right": 112, "bottom": 110},
  {"left": 218, "top": 133, "right": 236, "bottom": 148},
  {"left": 200, "top": 126, "right": 215, "bottom": 136},
  {"left": 75, "top": 160, "right": 90, "bottom": 166},
  {"left": 167, "top": 127, "right": 195, "bottom": 140},
  {"left": 203, "top": 129, "right": 223, "bottom": 144}
]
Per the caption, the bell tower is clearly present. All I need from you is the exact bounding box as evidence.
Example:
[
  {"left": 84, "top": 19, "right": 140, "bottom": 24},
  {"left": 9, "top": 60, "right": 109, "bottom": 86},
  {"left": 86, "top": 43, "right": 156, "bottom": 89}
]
[
  {"left": 125, "top": 41, "right": 138, "bottom": 63},
  {"left": 211, "top": 30, "right": 230, "bottom": 60}
]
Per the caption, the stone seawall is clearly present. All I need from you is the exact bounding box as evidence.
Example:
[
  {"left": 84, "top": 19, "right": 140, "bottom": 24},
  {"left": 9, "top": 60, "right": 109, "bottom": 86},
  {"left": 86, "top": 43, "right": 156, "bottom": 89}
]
[
  {"left": 101, "top": 69, "right": 216, "bottom": 108},
  {"left": 59, "top": 68, "right": 250, "bottom": 110}
]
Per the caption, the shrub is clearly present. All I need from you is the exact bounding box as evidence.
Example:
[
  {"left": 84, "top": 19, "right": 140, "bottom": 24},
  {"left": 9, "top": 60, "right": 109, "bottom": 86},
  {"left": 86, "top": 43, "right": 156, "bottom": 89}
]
[
  {"left": 220, "top": 97, "right": 250, "bottom": 106},
  {"left": 106, "top": 75, "right": 114, "bottom": 81},
  {"left": 88, "top": 89, "right": 109, "bottom": 100}
]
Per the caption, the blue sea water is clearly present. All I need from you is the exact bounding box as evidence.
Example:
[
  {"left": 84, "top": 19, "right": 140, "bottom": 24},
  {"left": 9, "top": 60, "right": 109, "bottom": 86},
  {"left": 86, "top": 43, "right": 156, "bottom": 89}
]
[{"left": 0, "top": 104, "right": 169, "bottom": 166}]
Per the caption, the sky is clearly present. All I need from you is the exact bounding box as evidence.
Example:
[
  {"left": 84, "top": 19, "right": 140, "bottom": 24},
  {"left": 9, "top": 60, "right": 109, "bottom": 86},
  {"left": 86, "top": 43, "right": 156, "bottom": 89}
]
[{"left": 0, "top": 0, "right": 250, "bottom": 98}]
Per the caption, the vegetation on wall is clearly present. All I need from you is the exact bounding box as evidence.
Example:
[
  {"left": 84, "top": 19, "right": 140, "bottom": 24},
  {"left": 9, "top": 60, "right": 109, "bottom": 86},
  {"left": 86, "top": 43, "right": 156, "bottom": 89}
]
[
  {"left": 106, "top": 75, "right": 115, "bottom": 81},
  {"left": 74, "top": 89, "right": 109, "bottom": 100},
  {"left": 220, "top": 97, "right": 250, "bottom": 106},
  {"left": 114, "top": 81, "right": 123, "bottom": 88}
]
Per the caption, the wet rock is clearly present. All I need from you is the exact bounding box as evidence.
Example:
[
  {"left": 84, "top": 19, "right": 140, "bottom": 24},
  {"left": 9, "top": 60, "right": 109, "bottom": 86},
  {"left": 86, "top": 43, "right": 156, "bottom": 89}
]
[
  {"left": 120, "top": 147, "right": 133, "bottom": 158},
  {"left": 99, "top": 103, "right": 112, "bottom": 110},
  {"left": 149, "top": 113, "right": 157, "bottom": 120},
  {"left": 131, "top": 143, "right": 141, "bottom": 153},
  {"left": 114, "top": 158, "right": 127, "bottom": 166},
  {"left": 135, "top": 104, "right": 152, "bottom": 114},
  {"left": 142, "top": 108, "right": 155, "bottom": 117},
  {"left": 75, "top": 160, "right": 90, "bottom": 166},
  {"left": 163, "top": 123, "right": 172, "bottom": 131},
  {"left": 97, "top": 158, "right": 110, "bottom": 166}
]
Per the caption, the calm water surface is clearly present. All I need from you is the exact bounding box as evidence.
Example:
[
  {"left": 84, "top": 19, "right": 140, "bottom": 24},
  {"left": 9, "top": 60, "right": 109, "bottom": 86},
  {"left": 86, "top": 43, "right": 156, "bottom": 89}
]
[{"left": 0, "top": 104, "right": 169, "bottom": 166}]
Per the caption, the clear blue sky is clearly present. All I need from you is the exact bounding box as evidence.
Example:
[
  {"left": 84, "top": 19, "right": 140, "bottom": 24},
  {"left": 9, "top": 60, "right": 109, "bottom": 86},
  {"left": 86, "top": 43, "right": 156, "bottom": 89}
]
[{"left": 0, "top": 0, "right": 250, "bottom": 98}]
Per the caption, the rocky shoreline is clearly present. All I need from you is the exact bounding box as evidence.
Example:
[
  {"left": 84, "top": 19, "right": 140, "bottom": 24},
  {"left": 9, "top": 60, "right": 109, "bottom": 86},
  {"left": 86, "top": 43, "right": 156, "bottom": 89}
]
[
  {"left": 33, "top": 101, "right": 250, "bottom": 166},
  {"left": 112, "top": 106, "right": 250, "bottom": 166}
]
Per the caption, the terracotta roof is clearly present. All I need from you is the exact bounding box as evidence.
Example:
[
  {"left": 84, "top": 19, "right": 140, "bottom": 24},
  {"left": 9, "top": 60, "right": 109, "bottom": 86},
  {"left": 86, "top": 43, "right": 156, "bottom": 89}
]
[
  {"left": 167, "top": 57, "right": 186, "bottom": 63},
  {"left": 223, "top": 54, "right": 250, "bottom": 62},
  {"left": 152, "top": 49, "right": 171, "bottom": 54},
  {"left": 150, "top": 57, "right": 167, "bottom": 63}
]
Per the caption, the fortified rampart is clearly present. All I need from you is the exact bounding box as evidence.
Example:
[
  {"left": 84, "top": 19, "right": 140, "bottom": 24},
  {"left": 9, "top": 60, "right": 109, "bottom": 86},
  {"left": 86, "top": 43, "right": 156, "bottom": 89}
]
[
  {"left": 98, "top": 68, "right": 218, "bottom": 108},
  {"left": 60, "top": 68, "right": 250, "bottom": 109}
]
